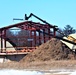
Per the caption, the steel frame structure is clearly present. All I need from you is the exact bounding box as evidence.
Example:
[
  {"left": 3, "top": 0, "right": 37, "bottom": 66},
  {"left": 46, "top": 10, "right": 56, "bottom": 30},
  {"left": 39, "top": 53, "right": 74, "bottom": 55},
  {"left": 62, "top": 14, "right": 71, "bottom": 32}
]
[{"left": 0, "top": 21, "right": 57, "bottom": 53}]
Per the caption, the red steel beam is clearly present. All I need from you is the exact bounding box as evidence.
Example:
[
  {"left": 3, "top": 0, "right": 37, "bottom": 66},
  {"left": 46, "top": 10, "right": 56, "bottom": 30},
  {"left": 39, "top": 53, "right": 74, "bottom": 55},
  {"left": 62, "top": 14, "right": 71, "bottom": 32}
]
[
  {"left": 43, "top": 29, "right": 46, "bottom": 43},
  {"left": 34, "top": 31, "right": 36, "bottom": 47},
  {"left": 0, "top": 21, "right": 57, "bottom": 52}
]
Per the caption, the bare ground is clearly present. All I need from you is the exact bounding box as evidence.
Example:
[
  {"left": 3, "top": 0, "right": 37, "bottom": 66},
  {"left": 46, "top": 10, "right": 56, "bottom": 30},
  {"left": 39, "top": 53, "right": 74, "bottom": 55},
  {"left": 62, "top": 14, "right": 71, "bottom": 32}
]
[
  {"left": 0, "top": 60, "right": 76, "bottom": 70},
  {"left": 0, "top": 60, "right": 75, "bottom": 75}
]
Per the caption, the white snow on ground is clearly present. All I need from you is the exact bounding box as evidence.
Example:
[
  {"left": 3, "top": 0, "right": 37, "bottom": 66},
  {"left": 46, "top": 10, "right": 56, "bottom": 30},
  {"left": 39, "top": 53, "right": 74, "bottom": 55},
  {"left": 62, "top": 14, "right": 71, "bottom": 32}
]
[
  {"left": 53, "top": 71, "right": 76, "bottom": 75},
  {"left": 0, "top": 69, "right": 76, "bottom": 75},
  {"left": 46, "top": 69, "right": 76, "bottom": 75},
  {"left": 0, "top": 69, "right": 42, "bottom": 75},
  {"left": 70, "top": 71, "right": 76, "bottom": 75}
]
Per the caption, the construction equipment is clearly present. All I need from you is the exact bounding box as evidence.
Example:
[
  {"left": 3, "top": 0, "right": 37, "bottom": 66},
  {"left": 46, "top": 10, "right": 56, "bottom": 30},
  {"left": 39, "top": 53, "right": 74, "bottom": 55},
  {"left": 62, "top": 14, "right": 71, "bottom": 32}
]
[
  {"left": 24, "top": 13, "right": 76, "bottom": 52},
  {"left": 61, "top": 34, "right": 76, "bottom": 51},
  {"left": 13, "top": 13, "right": 76, "bottom": 52},
  {"left": 25, "top": 13, "right": 66, "bottom": 36}
]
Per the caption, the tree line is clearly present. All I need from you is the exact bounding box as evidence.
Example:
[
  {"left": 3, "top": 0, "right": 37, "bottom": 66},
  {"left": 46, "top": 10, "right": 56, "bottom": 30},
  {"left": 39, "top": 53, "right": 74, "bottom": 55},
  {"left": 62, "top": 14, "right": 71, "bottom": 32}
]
[{"left": 57, "top": 25, "right": 76, "bottom": 37}]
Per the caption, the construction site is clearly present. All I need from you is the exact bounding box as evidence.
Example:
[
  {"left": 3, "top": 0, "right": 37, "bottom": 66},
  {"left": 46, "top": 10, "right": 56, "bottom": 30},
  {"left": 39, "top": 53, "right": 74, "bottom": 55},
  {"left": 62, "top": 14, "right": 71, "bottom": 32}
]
[{"left": 0, "top": 13, "right": 76, "bottom": 63}]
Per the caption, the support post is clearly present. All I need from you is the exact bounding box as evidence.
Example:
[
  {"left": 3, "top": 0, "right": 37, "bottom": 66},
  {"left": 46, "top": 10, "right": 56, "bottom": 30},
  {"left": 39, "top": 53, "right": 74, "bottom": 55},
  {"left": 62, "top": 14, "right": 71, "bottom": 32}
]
[
  {"left": 39, "top": 30, "right": 41, "bottom": 45},
  {"left": 0, "top": 30, "right": 6, "bottom": 52},
  {"left": 34, "top": 30, "right": 36, "bottom": 47},
  {"left": 48, "top": 28, "right": 50, "bottom": 40},
  {"left": 54, "top": 29, "right": 56, "bottom": 37},
  {"left": 30, "top": 30, "right": 32, "bottom": 47},
  {"left": 3, "top": 30, "right": 6, "bottom": 52},
  {"left": 43, "top": 29, "right": 46, "bottom": 43},
  {"left": 1, "top": 30, "right": 3, "bottom": 53}
]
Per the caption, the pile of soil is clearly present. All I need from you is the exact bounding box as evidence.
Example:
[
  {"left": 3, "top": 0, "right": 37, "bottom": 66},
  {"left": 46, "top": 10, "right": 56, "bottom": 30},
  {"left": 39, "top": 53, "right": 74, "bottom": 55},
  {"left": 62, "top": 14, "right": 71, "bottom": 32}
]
[{"left": 21, "top": 38, "right": 76, "bottom": 62}]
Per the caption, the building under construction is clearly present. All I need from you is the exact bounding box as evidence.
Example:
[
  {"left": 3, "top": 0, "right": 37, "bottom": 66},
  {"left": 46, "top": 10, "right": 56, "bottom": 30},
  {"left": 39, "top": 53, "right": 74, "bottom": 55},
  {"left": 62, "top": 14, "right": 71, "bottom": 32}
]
[{"left": 0, "top": 13, "right": 58, "bottom": 62}]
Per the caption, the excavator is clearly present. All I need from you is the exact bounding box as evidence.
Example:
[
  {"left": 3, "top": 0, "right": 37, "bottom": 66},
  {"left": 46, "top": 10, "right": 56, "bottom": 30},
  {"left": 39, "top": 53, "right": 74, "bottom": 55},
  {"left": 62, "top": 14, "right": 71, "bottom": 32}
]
[{"left": 13, "top": 13, "right": 76, "bottom": 52}]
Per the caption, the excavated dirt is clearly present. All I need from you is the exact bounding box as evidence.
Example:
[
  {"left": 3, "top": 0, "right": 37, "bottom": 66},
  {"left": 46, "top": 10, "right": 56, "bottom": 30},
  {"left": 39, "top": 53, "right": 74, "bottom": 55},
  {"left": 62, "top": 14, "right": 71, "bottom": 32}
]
[{"left": 21, "top": 38, "right": 76, "bottom": 62}]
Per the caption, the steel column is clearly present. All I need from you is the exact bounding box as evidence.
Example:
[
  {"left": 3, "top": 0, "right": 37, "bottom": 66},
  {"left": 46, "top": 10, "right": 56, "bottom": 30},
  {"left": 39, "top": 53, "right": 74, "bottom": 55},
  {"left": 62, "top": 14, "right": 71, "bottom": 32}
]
[
  {"left": 30, "top": 30, "right": 32, "bottom": 47},
  {"left": 39, "top": 30, "right": 41, "bottom": 45},
  {"left": 4, "top": 30, "right": 6, "bottom": 52},
  {"left": 43, "top": 29, "right": 46, "bottom": 43},
  {"left": 1, "top": 30, "right": 3, "bottom": 52},
  {"left": 54, "top": 29, "right": 56, "bottom": 37},
  {"left": 48, "top": 28, "right": 50, "bottom": 40},
  {"left": 34, "top": 30, "right": 36, "bottom": 47}
]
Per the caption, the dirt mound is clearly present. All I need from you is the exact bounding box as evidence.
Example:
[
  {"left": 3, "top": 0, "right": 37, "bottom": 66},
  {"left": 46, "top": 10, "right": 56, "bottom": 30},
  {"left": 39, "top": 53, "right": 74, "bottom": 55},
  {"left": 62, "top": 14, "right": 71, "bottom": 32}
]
[{"left": 21, "top": 38, "right": 76, "bottom": 62}]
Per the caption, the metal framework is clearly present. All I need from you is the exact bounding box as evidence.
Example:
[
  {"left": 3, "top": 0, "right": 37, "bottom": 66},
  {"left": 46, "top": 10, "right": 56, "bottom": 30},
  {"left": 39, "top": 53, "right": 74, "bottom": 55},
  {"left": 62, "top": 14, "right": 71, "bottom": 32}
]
[{"left": 0, "top": 21, "right": 57, "bottom": 53}]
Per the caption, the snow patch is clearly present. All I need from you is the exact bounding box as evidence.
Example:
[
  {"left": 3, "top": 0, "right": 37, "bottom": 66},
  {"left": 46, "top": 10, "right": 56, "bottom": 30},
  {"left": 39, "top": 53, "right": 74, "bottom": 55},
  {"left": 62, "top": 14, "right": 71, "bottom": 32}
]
[{"left": 0, "top": 69, "right": 42, "bottom": 75}]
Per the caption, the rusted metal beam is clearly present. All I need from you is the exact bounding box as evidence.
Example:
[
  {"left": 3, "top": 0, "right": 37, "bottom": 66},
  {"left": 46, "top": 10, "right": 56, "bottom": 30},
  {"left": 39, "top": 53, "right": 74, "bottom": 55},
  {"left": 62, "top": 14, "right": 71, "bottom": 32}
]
[{"left": 0, "top": 20, "right": 57, "bottom": 53}]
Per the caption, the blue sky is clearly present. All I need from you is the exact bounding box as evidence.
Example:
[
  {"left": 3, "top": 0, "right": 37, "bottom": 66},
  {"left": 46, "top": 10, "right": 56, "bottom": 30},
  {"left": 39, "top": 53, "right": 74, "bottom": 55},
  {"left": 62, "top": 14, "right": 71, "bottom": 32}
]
[{"left": 0, "top": 0, "right": 76, "bottom": 29}]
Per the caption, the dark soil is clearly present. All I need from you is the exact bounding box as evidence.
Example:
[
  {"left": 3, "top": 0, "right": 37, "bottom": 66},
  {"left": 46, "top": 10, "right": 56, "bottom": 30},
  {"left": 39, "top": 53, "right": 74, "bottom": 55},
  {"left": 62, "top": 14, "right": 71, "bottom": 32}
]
[{"left": 20, "top": 38, "right": 76, "bottom": 62}]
